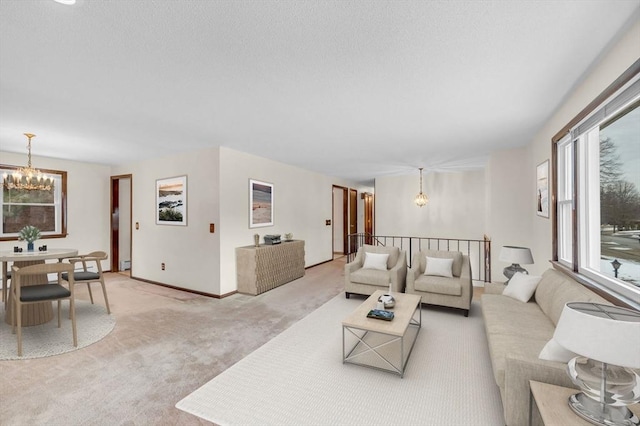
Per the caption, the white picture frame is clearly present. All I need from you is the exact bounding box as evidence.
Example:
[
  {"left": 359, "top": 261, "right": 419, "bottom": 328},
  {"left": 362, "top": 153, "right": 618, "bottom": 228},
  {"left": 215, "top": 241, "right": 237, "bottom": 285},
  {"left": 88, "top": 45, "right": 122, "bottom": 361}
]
[{"left": 249, "top": 179, "right": 273, "bottom": 228}]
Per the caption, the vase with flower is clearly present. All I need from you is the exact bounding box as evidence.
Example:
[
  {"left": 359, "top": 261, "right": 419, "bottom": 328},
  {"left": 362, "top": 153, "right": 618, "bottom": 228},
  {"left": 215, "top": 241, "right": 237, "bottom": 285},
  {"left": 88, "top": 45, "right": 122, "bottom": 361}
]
[{"left": 18, "top": 225, "right": 41, "bottom": 252}]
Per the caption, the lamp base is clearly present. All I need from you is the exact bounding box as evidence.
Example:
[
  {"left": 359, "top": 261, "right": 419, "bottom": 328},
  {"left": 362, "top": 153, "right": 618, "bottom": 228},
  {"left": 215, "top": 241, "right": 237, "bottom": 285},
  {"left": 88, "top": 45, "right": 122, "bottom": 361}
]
[
  {"left": 502, "top": 264, "right": 528, "bottom": 284},
  {"left": 569, "top": 392, "right": 639, "bottom": 426}
]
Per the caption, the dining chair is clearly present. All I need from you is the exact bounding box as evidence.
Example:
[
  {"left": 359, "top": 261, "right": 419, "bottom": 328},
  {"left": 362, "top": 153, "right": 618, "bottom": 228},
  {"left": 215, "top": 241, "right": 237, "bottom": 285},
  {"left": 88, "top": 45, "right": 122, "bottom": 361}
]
[
  {"left": 10, "top": 262, "right": 77, "bottom": 357},
  {"left": 63, "top": 251, "right": 110, "bottom": 314},
  {"left": 2, "top": 269, "right": 11, "bottom": 305}
]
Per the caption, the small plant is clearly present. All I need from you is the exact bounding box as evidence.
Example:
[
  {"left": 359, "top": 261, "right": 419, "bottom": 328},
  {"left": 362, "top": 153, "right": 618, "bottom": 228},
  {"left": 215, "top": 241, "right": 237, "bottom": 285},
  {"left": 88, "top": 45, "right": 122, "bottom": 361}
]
[
  {"left": 284, "top": 232, "right": 293, "bottom": 241},
  {"left": 18, "top": 225, "right": 41, "bottom": 243}
]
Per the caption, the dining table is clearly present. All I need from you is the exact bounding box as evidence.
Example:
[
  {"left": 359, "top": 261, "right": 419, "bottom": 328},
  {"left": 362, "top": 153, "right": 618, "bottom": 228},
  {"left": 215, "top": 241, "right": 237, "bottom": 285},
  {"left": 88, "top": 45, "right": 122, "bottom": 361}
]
[{"left": 1, "top": 248, "right": 78, "bottom": 326}]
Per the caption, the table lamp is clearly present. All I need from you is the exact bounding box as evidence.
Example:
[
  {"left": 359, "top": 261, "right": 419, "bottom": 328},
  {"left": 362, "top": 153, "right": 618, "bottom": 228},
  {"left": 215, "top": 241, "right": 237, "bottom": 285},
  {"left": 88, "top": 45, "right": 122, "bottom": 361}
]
[
  {"left": 554, "top": 302, "right": 640, "bottom": 426},
  {"left": 499, "top": 246, "right": 534, "bottom": 284}
]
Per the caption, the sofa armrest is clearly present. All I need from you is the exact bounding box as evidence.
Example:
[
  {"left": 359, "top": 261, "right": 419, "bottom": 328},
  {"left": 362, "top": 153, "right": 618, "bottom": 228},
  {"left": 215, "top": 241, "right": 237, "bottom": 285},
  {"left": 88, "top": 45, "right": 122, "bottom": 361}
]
[
  {"left": 388, "top": 250, "right": 407, "bottom": 292},
  {"left": 503, "top": 353, "right": 576, "bottom": 426},
  {"left": 345, "top": 250, "right": 363, "bottom": 273},
  {"left": 460, "top": 255, "right": 472, "bottom": 304},
  {"left": 405, "top": 264, "right": 420, "bottom": 292}
]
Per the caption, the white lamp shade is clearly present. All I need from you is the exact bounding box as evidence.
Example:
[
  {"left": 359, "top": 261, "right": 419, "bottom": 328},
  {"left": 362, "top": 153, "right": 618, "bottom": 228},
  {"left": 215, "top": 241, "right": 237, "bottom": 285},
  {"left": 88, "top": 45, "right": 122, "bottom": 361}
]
[
  {"left": 499, "top": 246, "right": 534, "bottom": 265},
  {"left": 554, "top": 302, "right": 640, "bottom": 369}
]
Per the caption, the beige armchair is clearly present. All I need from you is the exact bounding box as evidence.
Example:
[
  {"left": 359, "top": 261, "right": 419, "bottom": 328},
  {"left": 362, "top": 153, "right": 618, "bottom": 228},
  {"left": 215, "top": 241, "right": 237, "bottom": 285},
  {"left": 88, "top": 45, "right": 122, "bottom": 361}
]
[
  {"left": 344, "top": 244, "right": 407, "bottom": 298},
  {"left": 406, "top": 249, "right": 472, "bottom": 316}
]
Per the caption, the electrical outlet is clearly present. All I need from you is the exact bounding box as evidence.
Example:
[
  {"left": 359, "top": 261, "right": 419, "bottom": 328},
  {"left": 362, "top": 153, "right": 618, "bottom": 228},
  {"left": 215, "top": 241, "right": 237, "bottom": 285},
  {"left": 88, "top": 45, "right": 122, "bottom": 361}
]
[{"left": 161, "top": 262, "right": 165, "bottom": 271}]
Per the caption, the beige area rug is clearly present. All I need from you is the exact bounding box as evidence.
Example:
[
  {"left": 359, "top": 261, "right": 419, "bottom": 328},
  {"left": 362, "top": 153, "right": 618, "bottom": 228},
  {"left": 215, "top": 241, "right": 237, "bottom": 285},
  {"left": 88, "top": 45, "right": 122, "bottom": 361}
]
[
  {"left": 177, "top": 296, "right": 505, "bottom": 425},
  {"left": 0, "top": 300, "right": 115, "bottom": 360}
]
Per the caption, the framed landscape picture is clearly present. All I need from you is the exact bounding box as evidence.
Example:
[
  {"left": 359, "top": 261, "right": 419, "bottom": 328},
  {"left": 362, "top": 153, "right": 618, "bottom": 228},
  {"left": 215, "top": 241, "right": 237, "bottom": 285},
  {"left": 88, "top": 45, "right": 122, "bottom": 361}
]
[
  {"left": 536, "top": 160, "right": 549, "bottom": 218},
  {"left": 156, "top": 175, "right": 187, "bottom": 226},
  {"left": 249, "top": 179, "right": 273, "bottom": 228}
]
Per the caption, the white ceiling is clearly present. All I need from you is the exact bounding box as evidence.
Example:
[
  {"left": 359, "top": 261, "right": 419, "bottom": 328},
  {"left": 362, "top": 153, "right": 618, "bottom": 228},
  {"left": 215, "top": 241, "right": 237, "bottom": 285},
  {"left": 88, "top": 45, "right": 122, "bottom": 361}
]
[{"left": 0, "top": 0, "right": 638, "bottom": 185}]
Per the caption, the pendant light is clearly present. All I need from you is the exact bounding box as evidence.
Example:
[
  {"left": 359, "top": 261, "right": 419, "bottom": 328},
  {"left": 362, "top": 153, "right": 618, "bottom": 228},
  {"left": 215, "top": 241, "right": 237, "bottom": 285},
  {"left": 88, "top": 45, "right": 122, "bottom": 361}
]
[
  {"left": 2, "top": 133, "right": 53, "bottom": 191},
  {"left": 414, "top": 167, "right": 428, "bottom": 207}
]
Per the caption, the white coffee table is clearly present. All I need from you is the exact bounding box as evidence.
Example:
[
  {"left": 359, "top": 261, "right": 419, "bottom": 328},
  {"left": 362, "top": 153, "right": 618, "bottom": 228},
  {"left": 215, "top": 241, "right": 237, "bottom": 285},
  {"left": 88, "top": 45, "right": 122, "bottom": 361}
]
[{"left": 342, "top": 290, "right": 421, "bottom": 377}]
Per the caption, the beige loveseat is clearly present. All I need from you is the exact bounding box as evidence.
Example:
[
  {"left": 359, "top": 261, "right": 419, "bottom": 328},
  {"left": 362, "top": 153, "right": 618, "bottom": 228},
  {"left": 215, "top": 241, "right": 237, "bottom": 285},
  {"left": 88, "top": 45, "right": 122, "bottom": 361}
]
[
  {"left": 344, "top": 244, "right": 407, "bottom": 298},
  {"left": 406, "top": 250, "right": 473, "bottom": 316},
  {"left": 481, "top": 268, "right": 610, "bottom": 426}
]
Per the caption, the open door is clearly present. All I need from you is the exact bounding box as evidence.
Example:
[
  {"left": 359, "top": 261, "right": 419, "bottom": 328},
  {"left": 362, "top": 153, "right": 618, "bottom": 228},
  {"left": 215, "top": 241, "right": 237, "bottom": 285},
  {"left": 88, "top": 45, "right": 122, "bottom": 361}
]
[
  {"left": 110, "top": 175, "right": 132, "bottom": 274},
  {"left": 349, "top": 189, "right": 357, "bottom": 253},
  {"left": 362, "top": 192, "right": 374, "bottom": 244},
  {"left": 332, "top": 185, "right": 348, "bottom": 257}
]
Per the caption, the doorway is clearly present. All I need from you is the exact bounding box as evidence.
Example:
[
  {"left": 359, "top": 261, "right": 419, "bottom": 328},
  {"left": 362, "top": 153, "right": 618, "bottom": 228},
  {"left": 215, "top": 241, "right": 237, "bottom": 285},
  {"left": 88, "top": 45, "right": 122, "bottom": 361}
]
[
  {"left": 349, "top": 189, "right": 358, "bottom": 253},
  {"left": 362, "top": 192, "right": 374, "bottom": 244},
  {"left": 332, "top": 185, "right": 348, "bottom": 259},
  {"left": 110, "top": 175, "right": 132, "bottom": 274}
]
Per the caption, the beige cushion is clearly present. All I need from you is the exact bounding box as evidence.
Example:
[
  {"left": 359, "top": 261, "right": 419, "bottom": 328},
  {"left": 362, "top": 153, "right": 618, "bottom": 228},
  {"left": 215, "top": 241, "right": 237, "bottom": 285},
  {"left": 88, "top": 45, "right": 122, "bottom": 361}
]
[
  {"left": 362, "top": 252, "right": 389, "bottom": 271},
  {"left": 361, "top": 244, "right": 400, "bottom": 270},
  {"left": 349, "top": 268, "right": 390, "bottom": 287},
  {"left": 414, "top": 275, "right": 462, "bottom": 296},
  {"left": 481, "top": 294, "right": 556, "bottom": 340},
  {"left": 424, "top": 256, "right": 454, "bottom": 277},
  {"left": 534, "top": 269, "right": 610, "bottom": 326},
  {"left": 420, "top": 250, "right": 463, "bottom": 277}
]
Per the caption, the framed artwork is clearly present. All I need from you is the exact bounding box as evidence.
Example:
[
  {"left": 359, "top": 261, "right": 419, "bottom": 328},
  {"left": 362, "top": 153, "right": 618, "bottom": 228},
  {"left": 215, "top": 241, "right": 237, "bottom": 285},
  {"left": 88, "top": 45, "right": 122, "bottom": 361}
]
[
  {"left": 156, "top": 175, "right": 187, "bottom": 226},
  {"left": 249, "top": 179, "right": 273, "bottom": 228},
  {"left": 536, "top": 160, "right": 549, "bottom": 218}
]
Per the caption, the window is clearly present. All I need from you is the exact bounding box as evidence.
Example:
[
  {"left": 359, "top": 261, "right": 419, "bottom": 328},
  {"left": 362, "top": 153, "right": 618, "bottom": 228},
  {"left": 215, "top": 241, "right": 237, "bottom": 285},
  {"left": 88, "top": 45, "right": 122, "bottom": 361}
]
[
  {"left": 553, "top": 69, "right": 640, "bottom": 308},
  {"left": 1, "top": 165, "right": 67, "bottom": 240},
  {"left": 556, "top": 135, "right": 573, "bottom": 265}
]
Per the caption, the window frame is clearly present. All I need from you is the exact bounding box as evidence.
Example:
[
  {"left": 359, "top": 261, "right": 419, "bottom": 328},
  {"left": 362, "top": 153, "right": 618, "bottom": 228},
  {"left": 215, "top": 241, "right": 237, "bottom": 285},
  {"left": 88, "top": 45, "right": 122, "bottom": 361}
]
[
  {"left": 551, "top": 59, "right": 640, "bottom": 309},
  {"left": 0, "top": 164, "right": 68, "bottom": 241}
]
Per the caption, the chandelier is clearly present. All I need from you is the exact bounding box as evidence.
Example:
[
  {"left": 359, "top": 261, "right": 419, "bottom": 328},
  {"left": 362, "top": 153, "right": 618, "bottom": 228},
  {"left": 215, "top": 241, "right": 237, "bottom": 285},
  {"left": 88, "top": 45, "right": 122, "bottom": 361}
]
[
  {"left": 2, "top": 133, "right": 53, "bottom": 191},
  {"left": 414, "top": 167, "right": 429, "bottom": 207}
]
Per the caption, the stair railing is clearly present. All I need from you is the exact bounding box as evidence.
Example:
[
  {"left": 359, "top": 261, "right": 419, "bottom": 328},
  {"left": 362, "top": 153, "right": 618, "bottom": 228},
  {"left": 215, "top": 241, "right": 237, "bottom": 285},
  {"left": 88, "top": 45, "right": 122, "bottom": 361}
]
[{"left": 346, "top": 233, "right": 491, "bottom": 283}]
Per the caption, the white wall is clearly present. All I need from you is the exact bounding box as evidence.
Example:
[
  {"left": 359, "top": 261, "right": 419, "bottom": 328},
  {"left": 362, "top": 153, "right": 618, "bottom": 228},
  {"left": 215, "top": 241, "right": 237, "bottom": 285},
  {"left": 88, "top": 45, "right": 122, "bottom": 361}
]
[
  {"left": 218, "top": 147, "right": 370, "bottom": 295},
  {"left": 0, "top": 152, "right": 111, "bottom": 267},
  {"left": 112, "top": 147, "right": 221, "bottom": 295},
  {"left": 485, "top": 147, "right": 532, "bottom": 280},
  {"left": 375, "top": 170, "right": 486, "bottom": 239}
]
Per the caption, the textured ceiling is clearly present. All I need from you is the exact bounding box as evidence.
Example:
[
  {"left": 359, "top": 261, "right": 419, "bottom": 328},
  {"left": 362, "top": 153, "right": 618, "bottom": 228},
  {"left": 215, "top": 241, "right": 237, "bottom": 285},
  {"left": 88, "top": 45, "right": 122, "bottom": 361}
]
[{"left": 0, "top": 0, "right": 638, "bottom": 184}]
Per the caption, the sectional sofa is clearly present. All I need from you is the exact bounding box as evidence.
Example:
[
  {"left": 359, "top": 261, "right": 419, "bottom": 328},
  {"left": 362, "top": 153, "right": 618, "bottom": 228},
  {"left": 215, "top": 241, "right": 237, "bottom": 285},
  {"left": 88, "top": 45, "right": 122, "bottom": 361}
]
[{"left": 481, "top": 268, "right": 610, "bottom": 426}]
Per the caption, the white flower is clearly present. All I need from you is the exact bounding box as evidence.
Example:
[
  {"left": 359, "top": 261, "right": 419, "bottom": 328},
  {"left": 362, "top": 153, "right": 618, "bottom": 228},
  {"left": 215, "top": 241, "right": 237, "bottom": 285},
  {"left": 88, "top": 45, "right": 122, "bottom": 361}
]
[{"left": 18, "top": 225, "right": 41, "bottom": 243}]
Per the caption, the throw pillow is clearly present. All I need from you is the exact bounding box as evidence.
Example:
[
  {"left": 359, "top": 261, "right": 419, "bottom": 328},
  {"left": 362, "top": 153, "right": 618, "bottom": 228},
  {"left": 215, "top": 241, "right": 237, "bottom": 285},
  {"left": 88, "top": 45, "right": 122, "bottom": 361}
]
[
  {"left": 502, "top": 272, "right": 542, "bottom": 303},
  {"left": 539, "top": 338, "right": 578, "bottom": 362},
  {"left": 424, "top": 256, "right": 454, "bottom": 278},
  {"left": 362, "top": 252, "right": 389, "bottom": 271}
]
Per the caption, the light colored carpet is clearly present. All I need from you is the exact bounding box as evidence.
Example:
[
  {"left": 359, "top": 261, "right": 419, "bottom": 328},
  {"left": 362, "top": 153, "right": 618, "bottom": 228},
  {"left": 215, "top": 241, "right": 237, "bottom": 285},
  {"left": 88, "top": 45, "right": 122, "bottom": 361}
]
[
  {"left": 176, "top": 296, "right": 504, "bottom": 426},
  {"left": 0, "top": 300, "right": 115, "bottom": 360},
  {"left": 0, "top": 262, "right": 346, "bottom": 425}
]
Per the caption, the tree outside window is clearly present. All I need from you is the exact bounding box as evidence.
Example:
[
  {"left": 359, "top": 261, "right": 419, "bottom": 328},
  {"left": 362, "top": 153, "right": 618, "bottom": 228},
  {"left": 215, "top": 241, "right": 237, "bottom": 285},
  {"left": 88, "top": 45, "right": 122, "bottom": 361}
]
[{"left": 599, "top": 104, "right": 640, "bottom": 287}]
